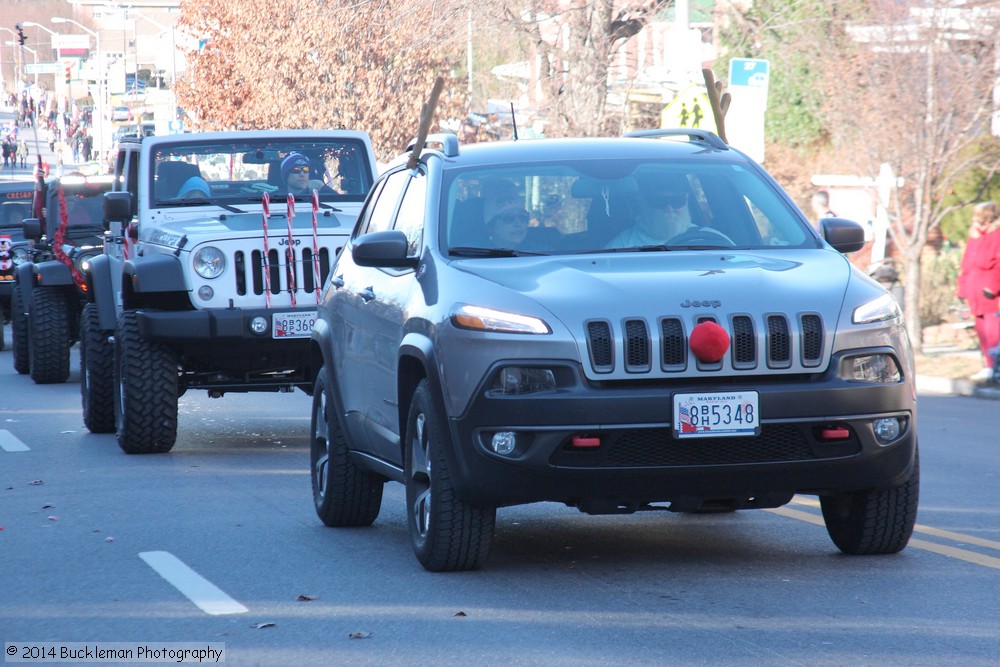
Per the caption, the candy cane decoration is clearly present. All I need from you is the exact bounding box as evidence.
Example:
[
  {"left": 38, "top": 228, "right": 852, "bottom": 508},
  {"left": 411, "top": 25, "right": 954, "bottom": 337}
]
[
  {"left": 310, "top": 189, "right": 321, "bottom": 303},
  {"left": 260, "top": 192, "right": 272, "bottom": 308},
  {"left": 285, "top": 194, "right": 297, "bottom": 307}
]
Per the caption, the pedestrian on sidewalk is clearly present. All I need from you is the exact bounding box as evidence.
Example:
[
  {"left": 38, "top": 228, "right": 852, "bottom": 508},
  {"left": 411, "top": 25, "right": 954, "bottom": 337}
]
[
  {"left": 16, "top": 139, "right": 27, "bottom": 169},
  {"left": 957, "top": 200, "right": 1000, "bottom": 381}
]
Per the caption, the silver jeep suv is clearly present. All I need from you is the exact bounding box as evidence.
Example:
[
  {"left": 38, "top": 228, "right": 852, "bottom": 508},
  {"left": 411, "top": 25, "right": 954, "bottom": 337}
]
[{"left": 309, "top": 130, "right": 918, "bottom": 571}]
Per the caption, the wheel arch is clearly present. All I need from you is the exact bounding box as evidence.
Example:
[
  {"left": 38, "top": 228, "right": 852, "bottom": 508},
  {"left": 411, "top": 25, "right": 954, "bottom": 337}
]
[
  {"left": 85, "top": 253, "right": 118, "bottom": 330},
  {"left": 121, "top": 254, "right": 191, "bottom": 310},
  {"left": 397, "top": 332, "right": 441, "bottom": 462}
]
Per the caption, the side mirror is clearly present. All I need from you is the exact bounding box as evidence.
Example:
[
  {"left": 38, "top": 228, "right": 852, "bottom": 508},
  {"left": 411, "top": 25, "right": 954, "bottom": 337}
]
[
  {"left": 21, "top": 218, "right": 42, "bottom": 241},
  {"left": 351, "top": 230, "right": 418, "bottom": 269},
  {"left": 104, "top": 191, "right": 132, "bottom": 224},
  {"left": 821, "top": 217, "right": 866, "bottom": 254}
]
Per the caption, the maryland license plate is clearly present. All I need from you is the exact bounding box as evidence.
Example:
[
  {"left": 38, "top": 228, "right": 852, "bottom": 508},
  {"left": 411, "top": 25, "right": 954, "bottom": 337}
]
[
  {"left": 673, "top": 391, "right": 760, "bottom": 438},
  {"left": 272, "top": 311, "right": 317, "bottom": 339}
]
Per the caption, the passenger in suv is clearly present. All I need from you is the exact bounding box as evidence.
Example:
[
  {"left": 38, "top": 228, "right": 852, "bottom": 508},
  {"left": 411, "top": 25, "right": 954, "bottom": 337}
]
[{"left": 308, "top": 130, "right": 919, "bottom": 572}]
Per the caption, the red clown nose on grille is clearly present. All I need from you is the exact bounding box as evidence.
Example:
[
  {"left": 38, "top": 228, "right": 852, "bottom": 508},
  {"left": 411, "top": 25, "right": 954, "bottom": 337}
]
[{"left": 689, "top": 321, "right": 730, "bottom": 363}]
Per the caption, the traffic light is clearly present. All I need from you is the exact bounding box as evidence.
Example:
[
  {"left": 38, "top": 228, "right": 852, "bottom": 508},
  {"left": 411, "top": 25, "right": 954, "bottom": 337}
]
[
  {"left": 15, "top": 23, "right": 25, "bottom": 45},
  {"left": 64, "top": 63, "right": 72, "bottom": 84}
]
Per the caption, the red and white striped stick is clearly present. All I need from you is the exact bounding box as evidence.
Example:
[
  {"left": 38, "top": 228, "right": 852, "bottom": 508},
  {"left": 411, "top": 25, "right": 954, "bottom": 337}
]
[
  {"left": 310, "top": 188, "right": 321, "bottom": 303},
  {"left": 285, "top": 194, "right": 297, "bottom": 308},
  {"left": 260, "top": 193, "right": 272, "bottom": 308}
]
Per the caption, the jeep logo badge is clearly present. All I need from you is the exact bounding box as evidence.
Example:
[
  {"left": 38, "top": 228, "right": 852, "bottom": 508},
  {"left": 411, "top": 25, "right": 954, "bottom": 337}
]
[{"left": 681, "top": 299, "right": 721, "bottom": 308}]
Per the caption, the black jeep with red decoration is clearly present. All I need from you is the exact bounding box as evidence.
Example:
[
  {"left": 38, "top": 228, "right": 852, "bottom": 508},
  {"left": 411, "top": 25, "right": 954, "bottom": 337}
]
[{"left": 9, "top": 174, "right": 114, "bottom": 384}]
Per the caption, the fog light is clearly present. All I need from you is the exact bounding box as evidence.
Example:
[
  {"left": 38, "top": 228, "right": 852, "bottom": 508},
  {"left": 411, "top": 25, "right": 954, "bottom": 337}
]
[
  {"left": 197, "top": 285, "right": 214, "bottom": 301},
  {"left": 249, "top": 316, "right": 269, "bottom": 335},
  {"left": 873, "top": 417, "right": 901, "bottom": 443},
  {"left": 490, "top": 431, "right": 517, "bottom": 456}
]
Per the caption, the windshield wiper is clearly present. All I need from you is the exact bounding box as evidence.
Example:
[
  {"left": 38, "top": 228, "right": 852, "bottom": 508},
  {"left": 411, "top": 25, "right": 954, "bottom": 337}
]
[
  {"left": 157, "top": 199, "right": 245, "bottom": 214},
  {"left": 448, "top": 246, "right": 547, "bottom": 257},
  {"left": 581, "top": 244, "right": 674, "bottom": 254}
]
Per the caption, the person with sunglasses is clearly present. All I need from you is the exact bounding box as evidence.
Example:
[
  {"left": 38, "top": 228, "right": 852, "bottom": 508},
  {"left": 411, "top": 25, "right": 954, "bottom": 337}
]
[
  {"left": 607, "top": 174, "right": 696, "bottom": 249},
  {"left": 280, "top": 152, "right": 327, "bottom": 197},
  {"left": 483, "top": 197, "right": 531, "bottom": 248}
]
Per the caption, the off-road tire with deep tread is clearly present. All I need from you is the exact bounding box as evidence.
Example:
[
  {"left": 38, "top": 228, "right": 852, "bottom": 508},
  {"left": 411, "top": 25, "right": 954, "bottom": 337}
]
[
  {"left": 114, "top": 310, "right": 179, "bottom": 454},
  {"left": 405, "top": 379, "right": 496, "bottom": 572},
  {"left": 11, "top": 281, "right": 30, "bottom": 374},
  {"left": 820, "top": 449, "right": 920, "bottom": 555},
  {"left": 310, "top": 367, "right": 383, "bottom": 527},
  {"left": 80, "top": 303, "right": 115, "bottom": 433},
  {"left": 28, "top": 286, "right": 71, "bottom": 384}
]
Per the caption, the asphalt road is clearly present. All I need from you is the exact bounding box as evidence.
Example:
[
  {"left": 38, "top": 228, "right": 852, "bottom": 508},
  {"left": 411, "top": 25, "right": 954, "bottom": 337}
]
[{"left": 1, "top": 338, "right": 998, "bottom": 666}]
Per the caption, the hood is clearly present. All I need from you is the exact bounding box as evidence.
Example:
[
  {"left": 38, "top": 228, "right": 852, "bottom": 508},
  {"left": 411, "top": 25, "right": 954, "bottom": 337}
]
[
  {"left": 454, "top": 250, "right": 853, "bottom": 329},
  {"left": 140, "top": 207, "right": 358, "bottom": 246}
]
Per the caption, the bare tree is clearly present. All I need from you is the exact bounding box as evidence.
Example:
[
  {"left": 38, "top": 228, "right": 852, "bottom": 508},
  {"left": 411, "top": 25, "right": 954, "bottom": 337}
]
[
  {"left": 496, "top": 0, "right": 673, "bottom": 137},
  {"left": 825, "top": 0, "right": 1000, "bottom": 351},
  {"left": 175, "top": 0, "right": 473, "bottom": 161}
]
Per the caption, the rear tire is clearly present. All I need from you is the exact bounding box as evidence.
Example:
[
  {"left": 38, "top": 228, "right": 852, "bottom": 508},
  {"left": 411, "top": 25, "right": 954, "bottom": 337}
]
[
  {"left": 405, "top": 379, "right": 495, "bottom": 572},
  {"left": 11, "top": 281, "right": 29, "bottom": 374},
  {"left": 821, "top": 449, "right": 919, "bottom": 555},
  {"left": 114, "top": 311, "right": 179, "bottom": 454},
  {"left": 310, "top": 367, "right": 383, "bottom": 527},
  {"left": 80, "top": 303, "right": 115, "bottom": 433},
  {"left": 28, "top": 286, "right": 71, "bottom": 384}
]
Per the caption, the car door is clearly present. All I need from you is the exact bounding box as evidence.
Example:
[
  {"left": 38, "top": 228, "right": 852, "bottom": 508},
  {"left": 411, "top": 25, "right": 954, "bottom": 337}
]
[{"left": 330, "top": 169, "right": 409, "bottom": 462}]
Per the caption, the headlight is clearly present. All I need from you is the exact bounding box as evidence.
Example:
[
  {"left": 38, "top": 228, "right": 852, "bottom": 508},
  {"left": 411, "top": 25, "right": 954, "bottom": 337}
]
[
  {"left": 841, "top": 354, "right": 901, "bottom": 383},
  {"left": 10, "top": 246, "right": 29, "bottom": 265},
  {"left": 73, "top": 249, "right": 102, "bottom": 273},
  {"left": 853, "top": 293, "right": 901, "bottom": 324},
  {"left": 193, "top": 246, "right": 226, "bottom": 279},
  {"left": 451, "top": 304, "right": 551, "bottom": 334}
]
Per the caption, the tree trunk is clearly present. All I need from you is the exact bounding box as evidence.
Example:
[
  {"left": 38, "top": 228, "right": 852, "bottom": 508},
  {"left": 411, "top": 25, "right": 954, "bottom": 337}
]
[{"left": 903, "top": 250, "right": 923, "bottom": 354}]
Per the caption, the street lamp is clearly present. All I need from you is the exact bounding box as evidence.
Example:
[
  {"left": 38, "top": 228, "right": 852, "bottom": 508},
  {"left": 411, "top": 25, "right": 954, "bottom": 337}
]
[
  {"left": 5, "top": 42, "right": 38, "bottom": 87},
  {"left": 21, "top": 21, "right": 61, "bottom": 89},
  {"left": 51, "top": 17, "right": 104, "bottom": 163}
]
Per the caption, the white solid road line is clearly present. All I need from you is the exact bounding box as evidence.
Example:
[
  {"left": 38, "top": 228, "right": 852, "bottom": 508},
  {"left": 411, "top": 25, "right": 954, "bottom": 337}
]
[
  {"left": 139, "top": 551, "right": 249, "bottom": 616},
  {"left": 0, "top": 429, "right": 30, "bottom": 451}
]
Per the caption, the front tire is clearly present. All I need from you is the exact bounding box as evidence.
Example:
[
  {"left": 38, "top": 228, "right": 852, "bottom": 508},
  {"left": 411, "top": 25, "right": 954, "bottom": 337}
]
[
  {"left": 310, "top": 366, "right": 383, "bottom": 526},
  {"left": 80, "top": 303, "right": 115, "bottom": 433},
  {"left": 405, "top": 379, "right": 495, "bottom": 572},
  {"left": 28, "top": 286, "right": 71, "bottom": 384},
  {"left": 821, "top": 449, "right": 919, "bottom": 555},
  {"left": 11, "top": 281, "right": 30, "bottom": 374},
  {"left": 114, "top": 310, "right": 179, "bottom": 454}
]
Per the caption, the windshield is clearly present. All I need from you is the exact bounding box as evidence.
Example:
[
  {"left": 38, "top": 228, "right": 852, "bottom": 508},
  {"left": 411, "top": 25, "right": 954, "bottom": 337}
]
[
  {"left": 441, "top": 159, "right": 817, "bottom": 255},
  {"left": 150, "top": 138, "right": 374, "bottom": 207}
]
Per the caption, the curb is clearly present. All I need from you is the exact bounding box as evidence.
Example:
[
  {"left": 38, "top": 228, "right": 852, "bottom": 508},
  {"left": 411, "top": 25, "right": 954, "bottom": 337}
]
[{"left": 916, "top": 374, "right": 1000, "bottom": 399}]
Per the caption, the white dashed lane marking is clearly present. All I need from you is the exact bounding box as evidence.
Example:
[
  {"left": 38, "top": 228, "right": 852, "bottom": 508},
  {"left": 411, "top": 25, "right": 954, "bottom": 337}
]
[
  {"left": 139, "top": 551, "right": 249, "bottom": 615},
  {"left": 0, "top": 430, "right": 30, "bottom": 451}
]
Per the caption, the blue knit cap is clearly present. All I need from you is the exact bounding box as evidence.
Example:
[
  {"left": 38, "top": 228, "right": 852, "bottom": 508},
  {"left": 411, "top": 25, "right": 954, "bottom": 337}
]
[
  {"left": 176, "top": 176, "right": 210, "bottom": 199},
  {"left": 281, "top": 153, "right": 311, "bottom": 183}
]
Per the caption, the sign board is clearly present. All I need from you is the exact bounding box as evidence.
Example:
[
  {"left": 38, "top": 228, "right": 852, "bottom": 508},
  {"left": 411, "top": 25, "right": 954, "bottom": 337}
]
[
  {"left": 727, "top": 58, "right": 770, "bottom": 163},
  {"left": 26, "top": 62, "right": 61, "bottom": 74},
  {"left": 660, "top": 84, "right": 717, "bottom": 133},
  {"left": 52, "top": 34, "right": 91, "bottom": 51}
]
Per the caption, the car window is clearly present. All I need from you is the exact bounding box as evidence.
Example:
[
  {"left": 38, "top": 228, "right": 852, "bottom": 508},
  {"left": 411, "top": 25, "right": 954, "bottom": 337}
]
[
  {"left": 360, "top": 170, "right": 408, "bottom": 236},
  {"left": 149, "top": 138, "right": 376, "bottom": 206},
  {"left": 441, "top": 159, "right": 813, "bottom": 254},
  {"left": 393, "top": 171, "right": 426, "bottom": 256}
]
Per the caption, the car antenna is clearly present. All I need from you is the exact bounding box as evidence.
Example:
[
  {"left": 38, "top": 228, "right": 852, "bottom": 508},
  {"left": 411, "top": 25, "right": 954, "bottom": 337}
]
[
  {"left": 510, "top": 102, "right": 518, "bottom": 141},
  {"left": 406, "top": 76, "right": 445, "bottom": 170}
]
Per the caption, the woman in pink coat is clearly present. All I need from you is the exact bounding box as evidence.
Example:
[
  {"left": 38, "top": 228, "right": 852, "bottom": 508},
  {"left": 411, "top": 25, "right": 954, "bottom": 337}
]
[{"left": 957, "top": 201, "right": 1000, "bottom": 380}]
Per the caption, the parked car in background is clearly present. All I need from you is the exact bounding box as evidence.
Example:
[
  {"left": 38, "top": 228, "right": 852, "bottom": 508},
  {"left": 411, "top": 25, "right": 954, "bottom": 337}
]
[
  {"left": 308, "top": 130, "right": 919, "bottom": 571},
  {"left": 111, "top": 105, "right": 131, "bottom": 122}
]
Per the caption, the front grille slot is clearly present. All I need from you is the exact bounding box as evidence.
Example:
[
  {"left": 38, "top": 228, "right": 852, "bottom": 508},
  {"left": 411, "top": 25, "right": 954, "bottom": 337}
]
[
  {"left": 660, "top": 318, "right": 686, "bottom": 370},
  {"left": 587, "top": 321, "right": 614, "bottom": 373},
  {"left": 624, "top": 319, "right": 651, "bottom": 372},
  {"left": 767, "top": 315, "right": 791, "bottom": 368},
  {"left": 732, "top": 315, "right": 756, "bottom": 368},
  {"left": 801, "top": 314, "right": 823, "bottom": 366}
]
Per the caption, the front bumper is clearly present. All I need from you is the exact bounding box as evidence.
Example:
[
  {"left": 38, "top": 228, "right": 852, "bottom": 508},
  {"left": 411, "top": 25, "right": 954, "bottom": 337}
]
[
  {"left": 443, "top": 358, "right": 917, "bottom": 510},
  {"left": 135, "top": 307, "right": 316, "bottom": 390}
]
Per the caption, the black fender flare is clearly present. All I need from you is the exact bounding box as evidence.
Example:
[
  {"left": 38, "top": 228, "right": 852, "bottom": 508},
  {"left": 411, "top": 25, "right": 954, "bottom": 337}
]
[
  {"left": 397, "top": 331, "right": 446, "bottom": 455},
  {"left": 123, "top": 254, "right": 187, "bottom": 293},
  {"left": 85, "top": 253, "right": 119, "bottom": 331},
  {"left": 14, "top": 262, "right": 35, "bottom": 312},
  {"left": 33, "top": 259, "right": 74, "bottom": 288}
]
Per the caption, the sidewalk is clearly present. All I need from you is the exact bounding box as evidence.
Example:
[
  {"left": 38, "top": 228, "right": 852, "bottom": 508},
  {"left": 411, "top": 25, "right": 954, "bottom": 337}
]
[{"left": 915, "top": 343, "right": 1000, "bottom": 399}]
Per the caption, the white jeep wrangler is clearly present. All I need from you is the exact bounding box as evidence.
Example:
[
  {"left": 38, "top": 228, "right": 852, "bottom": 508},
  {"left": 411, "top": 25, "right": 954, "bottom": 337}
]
[{"left": 83, "top": 130, "right": 377, "bottom": 453}]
